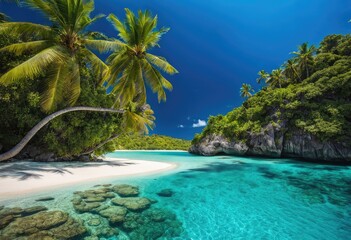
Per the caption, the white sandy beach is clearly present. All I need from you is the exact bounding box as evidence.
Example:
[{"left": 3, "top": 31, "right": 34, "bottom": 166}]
[{"left": 0, "top": 157, "right": 177, "bottom": 199}]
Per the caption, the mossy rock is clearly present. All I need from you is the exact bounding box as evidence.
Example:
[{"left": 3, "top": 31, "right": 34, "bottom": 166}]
[
  {"left": 121, "top": 208, "right": 183, "bottom": 240},
  {"left": 157, "top": 189, "right": 174, "bottom": 197},
  {"left": 98, "top": 206, "right": 127, "bottom": 224},
  {"left": 112, "top": 184, "right": 139, "bottom": 197},
  {"left": 111, "top": 197, "right": 152, "bottom": 211},
  {"left": 22, "top": 206, "right": 48, "bottom": 216},
  {"left": 35, "top": 197, "right": 55, "bottom": 202},
  {"left": 0, "top": 210, "right": 86, "bottom": 239}
]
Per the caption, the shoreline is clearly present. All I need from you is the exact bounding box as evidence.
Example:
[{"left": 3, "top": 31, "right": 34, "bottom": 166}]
[{"left": 0, "top": 157, "right": 178, "bottom": 200}]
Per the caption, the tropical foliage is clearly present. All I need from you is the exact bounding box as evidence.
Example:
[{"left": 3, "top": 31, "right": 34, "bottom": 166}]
[
  {"left": 0, "top": 2, "right": 177, "bottom": 159},
  {"left": 193, "top": 34, "right": 351, "bottom": 146},
  {"left": 108, "top": 134, "right": 191, "bottom": 151},
  {"left": 0, "top": 0, "right": 120, "bottom": 112}
]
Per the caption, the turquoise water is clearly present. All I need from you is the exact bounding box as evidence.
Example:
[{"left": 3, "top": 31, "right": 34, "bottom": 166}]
[{"left": 1, "top": 151, "right": 351, "bottom": 239}]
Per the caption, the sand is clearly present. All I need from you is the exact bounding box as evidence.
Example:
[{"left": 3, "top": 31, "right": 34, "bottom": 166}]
[{"left": 0, "top": 157, "right": 177, "bottom": 199}]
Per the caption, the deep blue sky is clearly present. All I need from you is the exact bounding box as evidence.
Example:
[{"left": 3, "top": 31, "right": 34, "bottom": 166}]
[{"left": 1, "top": 0, "right": 351, "bottom": 139}]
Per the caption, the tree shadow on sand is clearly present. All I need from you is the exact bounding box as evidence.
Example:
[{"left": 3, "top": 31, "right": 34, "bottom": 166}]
[{"left": 0, "top": 160, "right": 136, "bottom": 180}]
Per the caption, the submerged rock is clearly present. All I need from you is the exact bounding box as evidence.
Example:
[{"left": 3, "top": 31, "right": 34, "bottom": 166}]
[
  {"left": 112, "top": 184, "right": 139, "bottom": 197},
  {"left": 98, "top": 205, "right": 127, "bottom": 224},
  {"left": 22, "top": 206, "right": 48, "bottom": 216},
  {"left": 157, "top": 189, "right": 174, "bottom": 197},
  {"left": 85, "top": 196, "right": 105, "bottom": 203},
  {"left": 0, "top": 206, "right": 47, "bottom": 229},
  {"left": 95, "top": 226, "right": 119, "bottom": 238},
  {"left": 111, "top": 197, "right": 152, "bottom": 211},
  {"left": 0, "top": 215, "right": 16, "bottom": 230},
  {"left": 122, "top": 208, "right": 183, "bottom": 240},
  {"left": 87, "top": 217, "right": 102, "bottom": 227},
  {"left": 35, "top": 197, "right": 55, "bottom": 202},
  {"left": 72, "top": 187, "right": 116, "bottom": 213},
  {"left": 0, "top": 210, "right": 86, "bottom": 239},
  {"left": 72, "top": 199, "right": 101, "bottom": 213}
]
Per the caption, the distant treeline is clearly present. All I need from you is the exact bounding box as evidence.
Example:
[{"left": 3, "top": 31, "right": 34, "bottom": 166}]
[{"left": 113, "top": 134, "right": 191, "bottom": 151}]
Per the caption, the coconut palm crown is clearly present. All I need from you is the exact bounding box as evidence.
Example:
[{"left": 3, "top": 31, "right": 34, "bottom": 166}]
[
  {"left": 240, "top": 83, "right": 254, "bottom": 98},
  {"left": 0, "top": 0, "right": 121, "bottom": 112},
  {"left": 291, "top": 42, "right": 316, "bottom": 79},
  {"left": 105, "top": 8, "right": 178, "bottom": 107}
]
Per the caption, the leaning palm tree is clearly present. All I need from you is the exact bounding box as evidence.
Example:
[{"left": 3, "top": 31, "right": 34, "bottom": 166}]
[
  {"left": 0, "top": 0, "right": 121, "bottom": 112},
  {"left": 240, "top": 83, "right": 254, "bottom": 98},
  {"left": 267, "top": 69, "right": 285, "bottom": 88},
  {"left": 283, "top": 59, "right": 301, "bottom": 82},
  {"left": 256, "top": 70, "right": 269, "bottom": 84},
  {"left": 291, "top": 42, "right": 316, "bottom": 79},
  {"left": 105, "top": 9, "right": 178, "bottom": 107}
]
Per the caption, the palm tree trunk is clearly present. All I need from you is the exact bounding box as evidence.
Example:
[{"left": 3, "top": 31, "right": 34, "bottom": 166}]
[
  {"left": 306, "top": 65, "right": 309, "bottom": 78},
  {"left": 0, "top": 106, "right": 124, "bottom": 162},
  {"left": 293, "top": 67, "right": 301, "bottom": 82},
  {"left": 81, "top": 133, "right": 121, "bottom": 156}
]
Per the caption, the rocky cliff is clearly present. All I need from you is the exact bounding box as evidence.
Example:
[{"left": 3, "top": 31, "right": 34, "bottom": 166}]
[
  {"left": 190, "top": 34, "right": 351, "bottom": 163},
  {"left": 189, "top": 124, "right": 351, "bottom": 163}
]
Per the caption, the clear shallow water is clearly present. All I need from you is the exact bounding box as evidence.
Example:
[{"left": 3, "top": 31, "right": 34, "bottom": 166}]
[{"left": 1, "top": 151, "right": 351, "bottom": 239}]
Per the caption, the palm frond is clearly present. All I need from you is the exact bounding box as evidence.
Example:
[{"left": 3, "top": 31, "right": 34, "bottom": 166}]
[
  {"left": 145, "top": 27, "right": 169, "bottom": 48},
  {"left": 146, "top": 53, "right": 178, "bottom": 74},
  {"left": 112, "top": 59, "right": 138, "bottom": 105},
  {"left": 82, "top": 48, "right": 109, "bottom": 85},
  {"left": 40, "top": 63, "right": 66, "bottom": 112},
  {"left": 142, "top": 60, "right": 172, "bottom": 102},
  {"left": 0, "top": 40, "right": 52, "bottom": 56},
  {"left": 0, "top": 22, "right": 53, "bottom": 39},
  {"left": 106, "top": 51, "right": 131, "bottom": 85},
  {"left": 124, "top": 8, "right": 137, "bottom": 45},
  {"left": 122, "top": 104, "right": 155, "bottom": 134},
  {"left": 107, "top": 13, "right": 129, "bottom": 43},
  {"left": 78, "top": 13, "right": 105, "bottom": 31},
  {"left": 0, "top": 46, "right": 66, "bottom": 85},
  {"left": 65, "top": 59, "right": 81, "bottom": 106},
  {"left": 85, "top": 39, "right": 125, "bottom": 53}
]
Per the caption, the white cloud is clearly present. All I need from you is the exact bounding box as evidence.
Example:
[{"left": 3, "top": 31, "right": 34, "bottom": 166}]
[
  {"left": 192, "top": 119, "right": 207, "bottom": 128},
  {"left": 177, "top": 125, "right": 184, "bottom": 128}
]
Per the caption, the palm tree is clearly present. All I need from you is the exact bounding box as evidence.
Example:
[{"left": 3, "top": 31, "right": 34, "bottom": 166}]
[
  {"left": 267, "top": 69, "right": 285, "bottom": 88},
  {"left": 105, "top": 9, "right": 178, "bottom": 107},
  {"left": 0, "top": 0, "right": 121, "bottom": 112},
  {"left": 291, "top": 42, "right": 316, "bottom": 79},
  {"left": 240, "top": 83, "right": 254, "bottom": 98},
  {"left": 283, "top": 59, "right": 301, "bottom": 82},
  {"left": 256, "top": 70, "right": 269, "bottom": 84}
]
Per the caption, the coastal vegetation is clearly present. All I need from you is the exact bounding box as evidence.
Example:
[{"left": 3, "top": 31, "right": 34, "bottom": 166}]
[
  {"left": 111, "top": 134, "right": 191, "bottom": 151},
  {"left": 0, "top": 0, "right": 177, "bottom": 161},
  {"left": 191, "top": 34, "right": 351, "bottom": 161}
]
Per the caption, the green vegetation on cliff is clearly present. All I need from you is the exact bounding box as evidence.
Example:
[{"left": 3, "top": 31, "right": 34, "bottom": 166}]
[
  {"left": 193, "top": 34, "right": 351, "bottom": 146},
  {"left": 111, "top": 134, "right": 190, "bottom": 151}
]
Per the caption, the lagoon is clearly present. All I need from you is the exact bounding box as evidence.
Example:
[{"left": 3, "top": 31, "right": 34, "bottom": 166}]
[{"left": 1, "top": 151, "right": 350, "bottom": 239}]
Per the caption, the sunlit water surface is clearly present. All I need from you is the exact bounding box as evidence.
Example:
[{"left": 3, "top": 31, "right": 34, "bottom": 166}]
[{"left": 1, "top": 151, "right": 351, "bottom": 239}]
